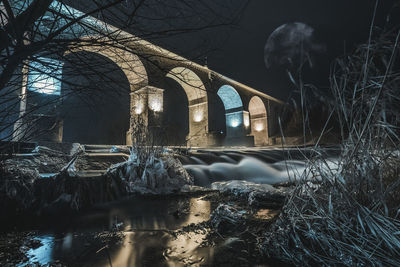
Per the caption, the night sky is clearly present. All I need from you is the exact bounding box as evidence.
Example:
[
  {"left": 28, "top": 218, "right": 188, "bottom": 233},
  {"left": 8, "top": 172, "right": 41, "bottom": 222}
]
[
  {"left": 189, "top": 0, "right": 400, "bottom": 101},
  {"left": 68, "top": 0, "right": 400, "bottom": 101}
]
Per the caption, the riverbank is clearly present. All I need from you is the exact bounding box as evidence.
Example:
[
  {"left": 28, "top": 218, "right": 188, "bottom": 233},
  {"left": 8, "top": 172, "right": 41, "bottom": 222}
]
[{"left": 0, "top": 186, "right": 293, "bottom": 266}]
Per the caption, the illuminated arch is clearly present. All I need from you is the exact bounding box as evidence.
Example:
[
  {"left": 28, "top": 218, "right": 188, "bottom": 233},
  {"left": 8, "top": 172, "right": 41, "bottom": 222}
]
[
  {"left": 64, "top": 36, "right": 148, "bottom": 91},
  {"left": 63, "top": 36, "right": 149, "bottom": 145},
  {"left": 166, "top": 67, "right": 209, "bottom": 146},
  {"left": 217, "top": 85, "right": 243, "bottom": 111},
  {"left": 217, "top": 85, "right": 247, "bottom": 139},
  {"left": 249, "top": 96, "right": 268, "bottom": 145},
  {"left": 249, "top": 96, "right": 266, "bottom": 117},
  {"left": 166, "top": 67, "right": 207, "bottom": 101}
]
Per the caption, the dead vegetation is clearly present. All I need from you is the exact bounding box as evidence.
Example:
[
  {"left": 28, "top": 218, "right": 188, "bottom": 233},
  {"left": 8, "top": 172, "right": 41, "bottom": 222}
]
[
  {"left": 105, "top": 116, "right": 193, "bottom": 194},
  {"left": 263, "top": 23, "right": 400, "bottom": 266}
]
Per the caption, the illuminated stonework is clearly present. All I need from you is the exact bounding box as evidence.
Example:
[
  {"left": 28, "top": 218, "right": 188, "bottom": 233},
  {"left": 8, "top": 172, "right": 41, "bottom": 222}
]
[
  {"left": 193, "top": 109, "right": 204, "bottom": 122},
  {"left": 135, "top": 98, "right": 145, "bottom": 114},
  {"left": 243, "top": 111, "right": 250, "bottom": 127},
  {"left": 249, "top": 96, "right": 269, "bottom": 146},
  {"left": 254, "top": 122, "right": 264, "bottom": 132},
  {"left": 148, "top": 93, "right": 162, "bottom": 112},
  {"left": 13, "top": 1, "right": 284, "bottom": 147},
  {"left": 227, "top": 111, "right": 243, "bottom": 128},
  {"left": 231, "top": 118, "right": 240, "bottom": 127},
  {"left": 130, "top": 86, "right": 164, "bottom": 139},
  {"left": 217, "top": 85, "right": 243, "bottom": 110}
]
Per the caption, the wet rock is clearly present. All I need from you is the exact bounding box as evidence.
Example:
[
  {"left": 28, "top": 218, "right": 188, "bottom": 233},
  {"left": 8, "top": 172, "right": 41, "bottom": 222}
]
[
  {"left": 180, "top": 185, "right": 215, "bottom": 194},
  {"left": 210, "top": 204, "right": 248, "bottom": 235},
  {"left": 248, "top": 190, "right": 286, "bottom": 208},
  {"left": 171, "top": 209, "right": 183, "bottom": 219},
  {"left": 211, "top": 180, "right": 289, "bottom": 207}
]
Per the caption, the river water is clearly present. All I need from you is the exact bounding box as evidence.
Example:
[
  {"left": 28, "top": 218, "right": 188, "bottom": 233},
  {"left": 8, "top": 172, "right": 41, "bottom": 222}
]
[
  {"left": 180, "top": 147, "right": 340, "bottom": 186},
  {"left": 19, "top": 196, "right": 213, "bottom": 266},
  {"left": 18, "top": 147, "right": 339, "bottom": 266}
]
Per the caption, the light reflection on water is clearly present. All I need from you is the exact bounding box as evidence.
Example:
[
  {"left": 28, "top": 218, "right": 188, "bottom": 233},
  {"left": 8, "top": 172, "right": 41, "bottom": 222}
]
[
  {"left": 19, "top": 235, "right": 54, "bottom": 267},
  {"left": 164, "top": 198, "right": 212, "bottom": 266},
  {"left": 108, "top": 198, "right": 212, "bottom": 267},
  {"left": 23, "top": 197, "right": 212, "bottom": 266}
]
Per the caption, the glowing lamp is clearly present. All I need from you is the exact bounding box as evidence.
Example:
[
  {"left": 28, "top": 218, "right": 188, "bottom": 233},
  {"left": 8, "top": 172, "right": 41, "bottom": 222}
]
[
  {"left": 149, "top": 99, "right": 162, "bottom": 112},
  {"left": 193, "top": 110, "right": 203, "bottom": 122},
  {"left": 135, "top": 101, "right": 144, "bottom": 114},
  {"left": 135, "top": 106, "right": 143, "bottom": 114},
  {"left": 255, "top": 123, "right": 264, "bottom": 132},
  {"left": 231, "top": 119, "right": 240, "bottom": 128}
]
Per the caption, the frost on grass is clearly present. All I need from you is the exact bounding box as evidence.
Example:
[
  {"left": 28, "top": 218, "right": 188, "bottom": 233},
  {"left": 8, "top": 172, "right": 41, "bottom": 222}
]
[
  {"left": 262, "top": 27, "right": 400, "bottom": 266},
  {"left": 106, "top": 149, "right": 193, "bottom": 194},
  {"left": 211, "top": 180, "right": 289, "bottom": 207}
]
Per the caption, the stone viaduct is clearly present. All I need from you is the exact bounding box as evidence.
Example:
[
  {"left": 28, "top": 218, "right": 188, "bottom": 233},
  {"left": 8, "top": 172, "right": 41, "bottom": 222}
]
[{"left": 15, "top": 1, "right": 284, "bottom": 147}]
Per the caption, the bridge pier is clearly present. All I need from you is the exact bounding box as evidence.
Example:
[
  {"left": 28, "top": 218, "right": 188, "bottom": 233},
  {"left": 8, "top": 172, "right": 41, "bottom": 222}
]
[
  {"left": 250, "top": 114, "right": 268, "bottom": 146},
  {"left": 249, "top": 97, "right": 269, "bottom": 146},
  {"left": 187, "top": 100, "right": 211, "bottom": 147},
  {"left": 223, "top": 109, "right": 254, "bottom": 146},
  {"left": 127, "top": 86, "right": 164, "bottom": 145}
]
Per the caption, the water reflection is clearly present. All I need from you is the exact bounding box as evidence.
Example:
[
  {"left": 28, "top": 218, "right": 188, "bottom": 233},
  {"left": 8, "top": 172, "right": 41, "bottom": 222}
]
[
  {"left": 23, "top": 196, "right": 212, "bottom": 266},
  {"left": 109, "top": 197, "right": 212, "bottom": 266},
  {"left": 22, "top": 235, "right": 54, "bottom": 266},
  {"left": 164, "top": 198, "right": 212, "bottom": 266}
]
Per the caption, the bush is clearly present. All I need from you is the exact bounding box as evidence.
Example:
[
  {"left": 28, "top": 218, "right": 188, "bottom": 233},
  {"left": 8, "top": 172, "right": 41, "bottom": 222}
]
[{"left": 263, "top": 27, "right": 400, "bottom": 266}]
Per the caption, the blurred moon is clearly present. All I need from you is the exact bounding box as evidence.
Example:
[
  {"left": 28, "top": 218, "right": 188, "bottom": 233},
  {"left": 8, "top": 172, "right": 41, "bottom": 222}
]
[{"left": 264, "top": 22, "right": 325, "bottom": 69}]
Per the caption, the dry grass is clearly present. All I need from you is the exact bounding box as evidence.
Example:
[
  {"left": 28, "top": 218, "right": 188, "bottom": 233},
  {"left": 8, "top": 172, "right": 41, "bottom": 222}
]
[
  {"left": 129, "top": 116, "right": 164, "bottom": 177},
  {"left": 263, "top": 24, "right": 400, "bottom": 266}
]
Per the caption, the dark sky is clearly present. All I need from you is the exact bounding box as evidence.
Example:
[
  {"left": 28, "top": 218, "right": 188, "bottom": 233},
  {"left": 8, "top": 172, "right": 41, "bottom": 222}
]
[
  {"left": 193, "top": 0, "right": 400, "bottom": 101},
  {"left": 153, "top": 0, "right": 400, "bottom": 101},
  {"left": 67, "top": 0, "right": 400, "bottom": 101}
]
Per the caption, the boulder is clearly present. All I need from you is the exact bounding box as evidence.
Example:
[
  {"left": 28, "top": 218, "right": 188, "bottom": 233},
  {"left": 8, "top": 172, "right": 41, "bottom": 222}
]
[
  {"left": 210, "top": 204, "right": 248, "bottom": 234},
  {"left": 211, "top": 180, "right": 290, "bottom": 207}
]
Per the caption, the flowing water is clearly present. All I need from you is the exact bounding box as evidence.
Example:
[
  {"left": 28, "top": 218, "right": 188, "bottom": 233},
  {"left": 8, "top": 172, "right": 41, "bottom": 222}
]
[{"left": 179, "top": 147, "right": 340, "bottom": 186}]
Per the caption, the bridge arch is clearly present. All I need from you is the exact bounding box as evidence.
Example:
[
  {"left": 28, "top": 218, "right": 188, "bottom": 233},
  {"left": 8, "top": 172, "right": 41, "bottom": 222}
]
[
  {"left": 217, "top": 85, "right": 248, "bottom": 142},
  {"left": 249, "top": 96, "right": 268, "bottom": 146},
  {"left": 60, "top": 51, "right": 132, "bottom": 144},
  {"left": 166, "top": 67, "right": 209, "bottom": 147},
  {"left": 64, "top": 36, "right": 148, "bottom": 91},
  {"left": 217, "top": 85, "right": 243, "bottom": 111},
  {"left": 62, "top": 36, "right": 149, "bottom": 144}
]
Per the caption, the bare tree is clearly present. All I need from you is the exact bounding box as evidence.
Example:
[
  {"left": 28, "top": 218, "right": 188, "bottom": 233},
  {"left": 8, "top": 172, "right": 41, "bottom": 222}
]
[{"left": 0, "top": 0, "right": 248, "bottom": 145}]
